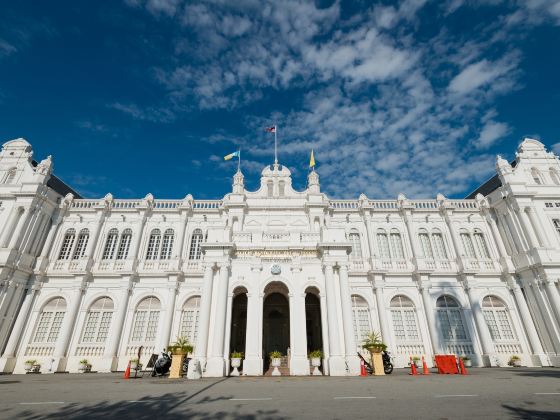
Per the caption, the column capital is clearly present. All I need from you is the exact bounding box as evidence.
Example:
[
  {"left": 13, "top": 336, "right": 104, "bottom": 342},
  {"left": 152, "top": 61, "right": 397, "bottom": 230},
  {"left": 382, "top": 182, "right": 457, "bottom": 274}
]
[{"left": 417, "top": 279, "right": 431, "bottom": 291}]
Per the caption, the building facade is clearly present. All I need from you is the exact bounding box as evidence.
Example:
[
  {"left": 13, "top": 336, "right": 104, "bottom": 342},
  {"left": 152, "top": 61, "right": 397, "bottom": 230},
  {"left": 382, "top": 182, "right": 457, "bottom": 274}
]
[{"left": 0, "top": 137, "right": 559, "bottom": 376}]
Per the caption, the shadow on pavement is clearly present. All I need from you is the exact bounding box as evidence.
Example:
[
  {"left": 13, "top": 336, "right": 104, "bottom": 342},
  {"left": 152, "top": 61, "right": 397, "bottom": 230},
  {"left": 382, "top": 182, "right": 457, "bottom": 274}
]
[
  {"left": 503, "top": 404, "right": 560, "bottom": 420},
  {"left": 509, "top": 369, "right": 560, "bottom": 379}
]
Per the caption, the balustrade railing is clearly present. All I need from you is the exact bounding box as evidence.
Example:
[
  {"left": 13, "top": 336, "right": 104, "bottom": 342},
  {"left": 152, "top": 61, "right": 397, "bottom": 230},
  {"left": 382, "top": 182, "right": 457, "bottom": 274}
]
[
  {"left": 25, "top": 344, "right": 55, "bottom": 357},
  {"left": 494, "top": 343, "right": 522, "bottom": 354},
  {"left": 75, "top": 345, "right": 106, "bottom": 357},
  {"left": 443, "top": 343, "right": 475, "bottom": 355}
]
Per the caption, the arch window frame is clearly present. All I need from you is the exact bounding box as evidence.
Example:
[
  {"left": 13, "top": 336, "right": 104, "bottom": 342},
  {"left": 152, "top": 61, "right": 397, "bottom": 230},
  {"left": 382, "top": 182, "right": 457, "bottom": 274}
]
[
  {"left": 390, "top": 295, "right": 420, "bottom": 342},
  {"left": 130, "top": 296, "right": 161, "bottom": 343},
  {"left": 145, "top": 229, "right": 162, "bottom": 260},
  {"left": 389, "top": 229, "right": 405, "bottom": 259},
  {"left": 436, "top": 295, "right": 468, "bottom": 341},
  {"left": 179, "top": 296, "right": 201, "bottom": 345},
  {"left": 188, "top": 228, "right": 204, "bottom": 260},
  {"left": 531, "top": 167, "right": 543, "bottom": 185},
  {"left": 418, "top": 228, "right": 433, "bottom": 259},
  {"left": 348, "top": 229, "right": 363, "bottom": 258},
  {"left": 102, "top": 228, "right": 119, "bottom": 260},
  {"left": 482, "top": 295, "right": 517, "bottom": 342},
  {"left": 80, "top": 297, "right": 114, "bottom": 344},
  {"left": 116, "top": 228, "right": 132, "bottom": 260},
  {"left": 549, "top": 168, "right": 560, "bottom": 185},
  {"left": 159, "top": 228, "right": 175, "bottom": 260},
  {"left": 31, "top": 297, "right": 66, "bottom": 344},
  {"left": 72, "top": 228, "right": 90, "bottom": 260},
  {"left": 57, "top": 229, "right": 76, "bottom": 260},
  {"left": 351, "top": 295, "right": 372, "bottom": 347}
]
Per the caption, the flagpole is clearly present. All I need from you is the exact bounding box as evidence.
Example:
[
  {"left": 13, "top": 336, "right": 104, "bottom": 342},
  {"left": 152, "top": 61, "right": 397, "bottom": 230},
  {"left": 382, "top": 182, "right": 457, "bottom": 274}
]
[
  {"left": 237, "top": 149, "right": 241, "bottom": 172},
  {"left": 274, "top": 125, "right": 278, "bottom": 165}
]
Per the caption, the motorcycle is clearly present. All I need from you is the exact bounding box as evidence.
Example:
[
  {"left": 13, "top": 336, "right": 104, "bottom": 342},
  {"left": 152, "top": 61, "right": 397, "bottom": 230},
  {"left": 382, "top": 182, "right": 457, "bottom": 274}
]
[
  {"left": 357, "top": 351, "right": 394, "bottom": 375},
  {"left": 152, "top": 351, "right": 172, "bottom": 376}
]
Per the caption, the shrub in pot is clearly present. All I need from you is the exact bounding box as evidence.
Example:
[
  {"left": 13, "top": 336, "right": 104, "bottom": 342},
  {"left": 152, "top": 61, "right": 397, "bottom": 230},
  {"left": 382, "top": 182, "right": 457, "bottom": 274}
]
[
  {"left": 79, "top": 359, "right": 90, "bottom": 373},
  {"left": 230, "top": 351, "right": 244, "bottom": 376},
  {"left": 24, "top": 360, "right": 36, "bottom": 372},
  {"left": 269, "top": 351, "right": 282, "bottom": 376},
  {"left": 167, "top": 336, "right": 193, "bottom": 356},
  {"left": 508, "top": 355, "right": 521, "bottom": 367},
  {"left": 308, "top": 350, "right": 323, "bottom": 376},
  {"left": 361, "top": 331, "right": 387, "bottom": 374}
]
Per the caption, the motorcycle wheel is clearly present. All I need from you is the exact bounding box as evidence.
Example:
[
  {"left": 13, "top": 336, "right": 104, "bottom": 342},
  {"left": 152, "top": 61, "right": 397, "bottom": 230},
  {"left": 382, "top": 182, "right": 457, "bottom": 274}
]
[{"left": 384, "top": 363, "right": 393, "bottom": 374}]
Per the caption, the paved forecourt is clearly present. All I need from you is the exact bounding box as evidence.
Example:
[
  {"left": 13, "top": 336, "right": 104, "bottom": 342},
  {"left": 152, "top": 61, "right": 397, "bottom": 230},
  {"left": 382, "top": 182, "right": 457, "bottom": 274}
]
[{"left": 0, "top": 368, "right": 559, "bottom": 419}]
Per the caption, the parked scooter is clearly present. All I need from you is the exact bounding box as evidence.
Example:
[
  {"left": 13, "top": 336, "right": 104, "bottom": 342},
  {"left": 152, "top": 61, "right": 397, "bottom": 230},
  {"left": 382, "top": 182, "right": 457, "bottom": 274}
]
[
  {"left": 357, "top": 351, "right": 394, "bottom": 375},
  {"left": 152, "top": 350, "right": 172, "bottom": 376}
]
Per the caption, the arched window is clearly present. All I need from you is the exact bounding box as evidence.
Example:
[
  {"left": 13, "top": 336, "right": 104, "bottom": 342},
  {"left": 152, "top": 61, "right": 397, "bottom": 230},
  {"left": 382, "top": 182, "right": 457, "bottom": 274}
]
[
  {"left": 160, "top": 229, "right": 174, "bottom": 260},
  {"left": 188, "top": 229, "right": 204, "bottom": 260},
  {"left": 389, "top": 230, "right": 404, "bottom": 259},
  {"left": 81, "top": 297, "right": 114, "bottom": 343},
  {"left": 145, "top": 229, "right": 162, "bottom": 260},
  {"left": 58, "top": 229, "right": 76, "bottom": 260},
  {"left": 351, "top": 295, "right": 372, "bottom": 346},
  {"left": 116, "top": 228, "right": 132, "bottom": 260},
  {"left": 531, "top": 167, "right": 542, "bottom": 184},
  {"left": 349, "top": 229, "right": 362, "bottom": 258},
  {"left": 131, "top": 296, "right": 161, "bottom": 342},
  {"left": 436, "top": 295, "right": 467, "bottom": 340},
  {"left": 460, "top": 230, "right": 476, "bottom": 258},
  {"left": 31, "top": 297, "right": 66, "bottom": 343},
  {"left": 431, "top": 230, "right": 448, "bottom": 259},
  {"left": 179, "top": 296, "right": 201, "bottom": 345},
  {"left": 549, "top": 168, "right": 560, "bottom": 185},
  {"left": 482, "top": 296, "right": 516, "bottom": 341},
  {"left": 390, "top": 295, "right": 420, "bottom": 341},
  {"left": 102, "top": 228, "right": 119, "bottom": 260},
  {"left": 3, "top": 167, "right": 16, "bottom": 184},
  {"left": 418, "top": 229, "right": 433, "bottom": 258},
  {"left": 473, "top": 230, "right": 490, "bottom": 259},
  {"left": 376, "top": 229, "right": 390, "bottom": 259},
  {"left": 72, "top": 229, "right": 89, "bottom": 259}
]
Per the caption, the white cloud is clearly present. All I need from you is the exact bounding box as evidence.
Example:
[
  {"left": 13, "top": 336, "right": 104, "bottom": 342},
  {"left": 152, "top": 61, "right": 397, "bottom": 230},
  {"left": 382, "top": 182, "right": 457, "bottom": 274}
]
[
  {"left": 448, "top": 55, "right": 519, "bottom": 95},
  {"left": 475, "top": 120, "right": 511, "bottom": 149},
  {"left": 0, "top": 39, "right": 17, "bottom": 57},
  {"left": 109, "top": 102, "right": 176, "bottom": 123}
]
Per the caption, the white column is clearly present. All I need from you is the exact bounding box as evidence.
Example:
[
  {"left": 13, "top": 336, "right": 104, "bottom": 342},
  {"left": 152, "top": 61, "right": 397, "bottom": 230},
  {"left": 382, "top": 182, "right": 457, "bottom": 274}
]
[
  {"left": 444, "top": 215, "right": 464, "bottom": 262},
  {"left": 8, "top": 208, "right": 31, "bottom": 249},
  {"left": 517, "top": 208, "right": 539, "bottom": 249},
  {"left": 129, "top": 210, "right": 148, "bottom": 264},
  {"left": 324, "top": 264, "right": 345, "bottom": 375},
  {"left": 0, "top": 207, "right": 21, "bottom": 247},
  {"left": 544, "top": 278, "right": 560, "bottom": 328},
  {"left": 485, "top": 212, "right": 508, "bottom": 258},
  {"left": 206, "top": 264, "right": 229, "bottom": 376},
  {"left": 53, "top": 285, "right": 84, "bottom": 371},
  {"left": 504, "top": 212, "right": 525, "bottom": 252},
  {"left": 21, "top": 210, "right": 44, "bottom": 254},
  {"left": 175, "top": 211, "right": 189, "bottom": 261},
  {"left": 243, "top": 290, "right": 263, "bottom": 375},
  {"left": 222, "top": 292, "right": 233, "bottom": 362},
  {"left": 319, "top": 292, "right": 330, "bottom": 375},
  {"left": 465, "top": 284, "right": 496, "bottom": 366},
  {"left": 194, "top": 264, "right": 214, "bottom": 361},
  {"left": 104, "top": 284, "right": 131, "bottom": 361},
  {"left": 290, "top": 291, "right": 309, "bottom": 375},
  {"left": 509, "top": 282, "right": 548, "bottom": 365},
  {"left": 527, "top": 207, "right": 549, "bottom": 247},
  {"left": 157, "top": 285, "right": 178, "bottom": 352},
  {"left": 338, "top": 264, "right": 360, "bottom": 374},
  {"left": 0, "top": 287, "right": 36, "bottom": 361},
  {"left": 419, "top": 280, "right": 440, "bottom": 354},
  {"left": 372, "top": 280, "right": 394, "bottom": 352},
  {"left": 497, "top": 214, "right": 517, "bottom": 254}
]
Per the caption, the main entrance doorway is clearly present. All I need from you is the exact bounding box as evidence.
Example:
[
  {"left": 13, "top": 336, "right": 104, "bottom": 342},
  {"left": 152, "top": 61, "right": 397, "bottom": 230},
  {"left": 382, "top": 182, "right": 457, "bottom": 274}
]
[
  {"left": 262, "top": 282, "right": 290, "bottom": 374},
  {"left": 229, "top": 288, "right": 247, "bottom": 356}
]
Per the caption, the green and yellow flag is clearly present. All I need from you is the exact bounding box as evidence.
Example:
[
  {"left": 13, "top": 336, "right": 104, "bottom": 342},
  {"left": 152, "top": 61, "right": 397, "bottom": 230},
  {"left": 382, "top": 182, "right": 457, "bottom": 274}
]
[{"left": 309, "top": 149, "right": 315, "bottom": 169}]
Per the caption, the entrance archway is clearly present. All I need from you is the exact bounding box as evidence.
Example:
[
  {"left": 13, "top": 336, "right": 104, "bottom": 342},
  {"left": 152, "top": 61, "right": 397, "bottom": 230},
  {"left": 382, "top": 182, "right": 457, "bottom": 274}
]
[
  {"left": 305, "top": 287, "right": 323, "bottom": 353},
  {"left": 262, "top": 281, "right": 290, "bottom": 373},
  {"left": 229, "top": 287, "right": 248, "bottom": 358}
]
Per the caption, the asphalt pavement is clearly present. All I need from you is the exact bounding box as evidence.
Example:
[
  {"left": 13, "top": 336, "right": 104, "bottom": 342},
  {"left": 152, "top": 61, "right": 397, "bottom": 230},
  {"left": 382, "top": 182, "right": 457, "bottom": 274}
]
[{"left": 0, "top": 367, "right": 559, "bottom": 419}]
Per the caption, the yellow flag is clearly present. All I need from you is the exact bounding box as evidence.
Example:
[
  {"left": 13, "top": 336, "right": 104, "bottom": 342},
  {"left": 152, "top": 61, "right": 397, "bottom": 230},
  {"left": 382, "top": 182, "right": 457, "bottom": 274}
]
[{"left": 309, "top": 149, "right": 315, "bottom": 168}]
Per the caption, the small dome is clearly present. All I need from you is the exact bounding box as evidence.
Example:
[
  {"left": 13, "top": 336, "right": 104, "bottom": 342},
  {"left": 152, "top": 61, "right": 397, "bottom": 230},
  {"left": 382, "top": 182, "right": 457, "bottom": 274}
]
[{"left": 261, "top": 163, "right": 291, "bottom": 178}]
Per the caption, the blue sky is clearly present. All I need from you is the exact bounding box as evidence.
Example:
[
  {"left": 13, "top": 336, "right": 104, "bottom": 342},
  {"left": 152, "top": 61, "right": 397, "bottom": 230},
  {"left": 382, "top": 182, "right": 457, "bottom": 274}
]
[{"left": 1, "top": 1, "right": 560, "bottom": 199}]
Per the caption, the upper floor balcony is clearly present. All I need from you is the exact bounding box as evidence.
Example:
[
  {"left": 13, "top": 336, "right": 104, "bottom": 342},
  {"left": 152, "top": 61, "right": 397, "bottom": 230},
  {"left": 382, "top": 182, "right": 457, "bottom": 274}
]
[{"left": 232, "top": 231, "right": 321, "bottom": 246}]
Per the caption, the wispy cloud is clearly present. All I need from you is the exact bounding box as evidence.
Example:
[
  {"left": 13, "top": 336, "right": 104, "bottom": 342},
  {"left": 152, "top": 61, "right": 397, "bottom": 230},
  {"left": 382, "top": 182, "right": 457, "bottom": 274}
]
[{"left": 109, "top": 102, "right": 176, "bottom": 123}]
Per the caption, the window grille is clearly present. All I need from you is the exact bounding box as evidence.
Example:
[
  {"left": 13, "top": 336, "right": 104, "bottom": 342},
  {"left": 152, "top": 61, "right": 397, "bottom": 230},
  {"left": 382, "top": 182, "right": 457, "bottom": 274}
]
[
  {"left": 349, "top": 230, "right": 362, "bottom": 258},
  {"left": 102, "top": 228, "right": 119, "bottom": 260},
  {"left": 390, "top": 295, "right": 420, "bottom": 342},
  {"left": 58, "top": 229, "right": 76, "bottom": 260},
  {"left": 460, "top": 232, "right": 476, "bottom": 258},
  {"left": 116, "top": 228, "right": 132, "bottom": 260},
  {"left": 436, "top": 296, "right": 467, "bottom": 340},
  {"left": 3, "top": 168, "right": 16, "bottom": 184},
  {"left": 32, "top": 297, "right": 66, "bottom": 344},
  {"left": 81, "top": 297, "right": 114, "bottom": 343},
  {"left": 418, "top": 231, "right": 433, "bottom": 258},
  {"left": 72, "top": 229, "right": 89, "bottom": 259},
  {"left": 179, "top": 296, "right": 201, "bottom": 345},
  {"left": 145, "top": 229, "right": 162, "bottom": 260},
  {"left": 390, "top": 231, "right": 404, "bottom": 259},
  {"left": 482, "top": 296, "right": 517, "bottom": 341},
  {"left": 188, "top": 229, "right": 204, "bottom": 260},
  {"left": 553, "top": 219, "right": 560, "bottom": 237},
  {"left": 431, "top": 233, "right": 447, "bottom": 259},
  {"left": 160, "top": 229, "right": 174, "bottom": 260},
  {"left": 351, "top": 295, "right": 371, "bottom": 346},
  {"left": 473, "top": 232, "right": 490, "bottom": 258},
  {"left": 376, "top": 231, "right": 390, "bottom": 258},
  {"left": 130, "top": 296, "right": 161, "bottom": 343}
]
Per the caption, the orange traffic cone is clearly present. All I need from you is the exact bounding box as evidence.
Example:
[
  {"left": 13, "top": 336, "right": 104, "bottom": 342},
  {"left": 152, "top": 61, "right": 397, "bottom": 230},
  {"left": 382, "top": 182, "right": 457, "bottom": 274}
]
[
  {"left": 360, "top": 359, "right": 367, "bottom": 376},
  {"left": 458, "top": 357, "right": 468, "bottom": 375},
  {"left": 123, "top": 361, "right": 131, "bottom": 379},
  {"left": 422, "top": 356, "right": 430, "bottom": 375},
  {"left": 409, "top": 357, "right": 418, "bottom": 376}
]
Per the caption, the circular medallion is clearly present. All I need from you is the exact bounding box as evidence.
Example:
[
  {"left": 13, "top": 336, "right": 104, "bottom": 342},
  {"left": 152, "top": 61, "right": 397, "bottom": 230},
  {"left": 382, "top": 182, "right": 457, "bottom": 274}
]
[{"left": 271, "top": 264, "right": 281, "bottom": 275}]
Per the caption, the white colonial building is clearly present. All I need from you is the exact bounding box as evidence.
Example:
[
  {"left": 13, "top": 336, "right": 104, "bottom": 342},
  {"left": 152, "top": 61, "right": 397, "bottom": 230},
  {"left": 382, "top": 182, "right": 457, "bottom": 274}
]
[{"left": 0, "top": 137, "right": 559, "bottom": 376}]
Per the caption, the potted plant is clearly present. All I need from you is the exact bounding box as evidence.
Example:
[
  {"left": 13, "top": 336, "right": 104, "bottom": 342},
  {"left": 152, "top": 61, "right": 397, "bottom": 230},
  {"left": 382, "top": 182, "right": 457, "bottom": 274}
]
[
  {"left": 230, "top": 351, "right": 243, "bottom": 376},
  {"left": 78, "top": 359, "right": 91, "bottom": 373},
  {"left": 411, "top": 356, "right": 421, "bottom": 367},
  {"left": 308, "top": 350, "right": 323, "bottom": 376},
  {"left": 167, "top": 336, "right": 193, "bottom": 356},
  {"left": 362, "top": 331, "right": 387, "bottom": 376},
  {"left": 24, "top": 360, "right": 36, "bottom": 372},
  {"left": 129, "top": 358, "right": 139, "bottom": 370},
  {"left": 508, "top": 355, "right": 521, "bottom": 367},
  {"left": 31, "top": 362, "right": 41, "bottom": 373},
  {"left": 461, "top": 356, "right": 472, "bottom": 368},
  {"left": 269, "top": 351, "right": 283, "bottom": 376}
]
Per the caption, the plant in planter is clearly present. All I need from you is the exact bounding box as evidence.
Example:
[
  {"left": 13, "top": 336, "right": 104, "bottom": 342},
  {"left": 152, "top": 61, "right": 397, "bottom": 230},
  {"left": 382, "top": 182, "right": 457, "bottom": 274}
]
[
  {"left": 230, "top": 351, "right": 244, "bottom": 376},
  {"left": 269, "top": 351, "right": 283, "bottom": 376},
  {"left": 508, "top": 355, "right": 521, "bottom": 367},
  {"left": 308, "top": 350, "right": 323, "bottom": 376},
  {"left": 24, "top": 360, "right": 37, "bottom": 372},
  {"left": 78, "top": 359, "right": 91, "bottom": 373},
  {"left": 461, "top": 356, "right": 472, "bottom": 368},
  {"left": 129, "top": 358, "right": 139, "bottom": 370},
  {"left": 411, "top": 356, "right": 421, "bottom": 367},
  {"left": 362, "top": 331, "right": 387, "bottom": 375},
  {"left": 167, "top": 336, "right": 194, "bottom": 356}
]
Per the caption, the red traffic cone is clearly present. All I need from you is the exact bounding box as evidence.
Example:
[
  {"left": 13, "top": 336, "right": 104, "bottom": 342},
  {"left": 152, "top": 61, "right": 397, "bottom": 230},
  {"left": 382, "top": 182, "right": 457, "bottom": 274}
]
[
  {"left": 422, "top": 356, "right": 430, "bottom": 375},
  {"left": 458, "top": 357, "right": 468, "bottom": 375},
  {"left": 409, "top": 357, "right": 418, "bottom": 376},
  {"left": 360, "top": 359, "right": 367, "bottom": 376},
  {"left": 123, "top": 361, "right": 131, "bottom": 379}
]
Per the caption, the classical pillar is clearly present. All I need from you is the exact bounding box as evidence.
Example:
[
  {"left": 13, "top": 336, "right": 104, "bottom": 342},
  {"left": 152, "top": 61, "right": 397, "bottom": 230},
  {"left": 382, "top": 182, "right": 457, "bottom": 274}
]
[
  {"left": 509, "top": 280, "right": 548, "bottom": 366},
  {"left": 443, "top": 214, "right": 462, "bottom": 262},
  {"left": 21, "top": 209, "right": 44, "bottom": 255},
  {"left": 8, "top": 207, "right": 32, "bottom": 249},
  {"left": 517, "top": 208, "right": 539, "bottom": 249},
  {"left": 39, "top": 215, "right": 61, "bottom": 259},
  {"left": 543, "top": 278, "right": 560, "bottom": 328},
  {"left": 206, "top": 263, "right": 229, "bottom": 376},
  {"left": 194, "top": 264, "right": 214, "bottom": 361},
  {"left": 372, "top": 279, "right": 394, "bottom": 352},
  {"left": 402, "top": 212, "right": 420, "bottom": 259},
  {"left": 243, "top": 290, "right": 263, "bottom": 375},
  {"left": 324, "top": 264, "right": 345, "bottom": 375},
  {"left": 319, "top": 292, "right": 330, "bottom": 375},
  {"left": 526, "top": 207, "right": 549, "bottom": 247},
  {"left": 464, "top": 283, "right": 496, "bottom": 366},
  {"left": 157, "top": 285, "right": 178, "bottom": 352},
  {"left": 418, "top": 280, "right": 440, "bottom": 354},
  {"left": 504, "top": 212, "right": 525, "bottom": 252},
  {"left": 0, "top": 207, "right": 21, "bottom": 247},
  {"left": 53, "top": 284, "right": 85, "bottom": 371},
  {"left": 104, "top": 283, "right": 132, "bottom": 370},
  {"left": 484, "top": 212, "right": 508, "bottom": 258},
  {"left": 290, "top": 290, "right": 310, "bottom": 375},
  {"left": 338, "top": 264, "right": 360, "bottom": 374},
  {"left": 129, "top": 210, "right": 148, "bottom": 264}
]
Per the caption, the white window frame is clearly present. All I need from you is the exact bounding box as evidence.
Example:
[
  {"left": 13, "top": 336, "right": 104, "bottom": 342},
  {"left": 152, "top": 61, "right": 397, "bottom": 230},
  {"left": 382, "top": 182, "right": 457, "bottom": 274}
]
[{"left": 80, "top": 297, "right": 114, "bottom": 344}]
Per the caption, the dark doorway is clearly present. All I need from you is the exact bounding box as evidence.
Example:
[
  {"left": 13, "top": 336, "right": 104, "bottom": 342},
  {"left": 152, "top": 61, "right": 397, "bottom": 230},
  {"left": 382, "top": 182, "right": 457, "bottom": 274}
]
[
  {"left": 262, "top": 286, "right": 290, "bottom": 373},
  {"left": 305, "top": 291, "right": 323, "bottom": 353},
  {"left": 229, "top": 291, "right": 247, "bottom": 356}
]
